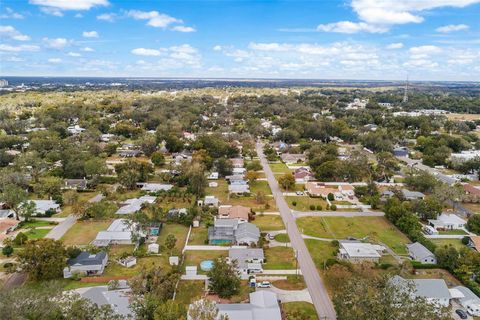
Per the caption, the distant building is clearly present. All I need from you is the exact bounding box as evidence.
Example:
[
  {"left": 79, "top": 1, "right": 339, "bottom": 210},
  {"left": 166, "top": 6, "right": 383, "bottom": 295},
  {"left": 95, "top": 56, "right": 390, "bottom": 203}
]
[
  {"left": 453, "top": 286, "right": 480, "bottom": 316},
  {"left": 63, "top": 178, "right": 88, "bottom": 191},
  {"left": 218, "top": 205, "right": 251, "bottom": 222},
  {"left": 406, "top": 242, "right": 437, "bottom": 264},
  {"left": 78, "top": 285, "right": 133, "bottom": 318},
  {"left": 280, "top": 153, "right": 306, "bottom": 164},
  {"left": 30, "top": 200, "right": 60, "bottom": 216},
  {"left": 393, "top": 147, "right": 409, "bottom": 158},
  {"left": 450, "top": 150, "right": 480, "bottom": 165},
  {"left": 428, "top": 213, "right": 467, "bottom": 231},
  {"left": 92, "top": 219, "right": 139, "bottom": 246},
  {"left": 392, "top": 276, "right": 451, "bottom": 308},
  {"left": 401, "top": 189, "right": 425, "bottom": 200},
  {"left": 138, "top": 183, "right": 173, "bottom": 192},
  {"left": 116, "top": 196, "right": 156, "bottom": 215},
  {"left": 0, "top": 79, "right": 9, "bottom": 87}
]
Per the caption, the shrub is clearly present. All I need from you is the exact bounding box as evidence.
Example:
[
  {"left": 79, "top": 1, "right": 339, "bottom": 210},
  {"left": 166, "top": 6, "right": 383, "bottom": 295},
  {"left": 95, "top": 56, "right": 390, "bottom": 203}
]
[
  {"left": 461, "top": 236, "right": 470, "bottom": 245},
  {"left": 309, "top": 204, "right": 315, "bottom": 210},
  {"left": 14, "top": 232, "right": 28, "bottom": 246},
  {"left": 327, "top": 193, "right": 334, "bottom": 201},
  {"left": 330, "top": 204, "right": 337, "bottom": 211},
  {"left": 2, "top": 245, "right": 13, "bottom": 257},
  {"left": 292, "top": 201, "right": 297, "bottom": 206},
  {"left": 316, "top": 205, "right": 322, "bottom": 211}
]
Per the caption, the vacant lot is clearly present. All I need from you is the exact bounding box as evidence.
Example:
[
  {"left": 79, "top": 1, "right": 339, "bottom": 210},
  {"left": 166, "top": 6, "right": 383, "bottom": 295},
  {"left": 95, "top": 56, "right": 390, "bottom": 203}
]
[
  {"left": 286, "top": 196, "right": 328, "bottom": 211},
  {"left": 252, "top": 214, "right": 284, "bottom": 231},
  {"left": 59, "top": 192, "right": 98, "bottom": 217},
  {"left": 250, "top": 180, "right": 272, "bottom": 195},
  {"left": 269, "top": 162, "right": 291, "bottom": 174},
  {"left": 446, "top": 113, "right": 480, "bottom": 121},
  {"left": 297, "top": 216, "right": 410, "bottom": 254},
  {"left": 304, "top": 239, "right": 338, "bottom": 269},
  {"left": 431, "top": 238, "right": 467, "bottom": 250},
  {"left": 61, "top": 220, "right": 112, "bottom": 245},
  {"left": 273, "top": 275, "right": 306, "bottom": 290},
  {"left": 157, "top": 223, "right": 189, "bottom": 255},
  {"left": 175, "top": 281, "right": 205, "bottom": 306},
  {"left": 264, "top": 247, "right": 296, "bottom": 269},
  {"left": 282, "top": 302, "right": 318, "bottom": 320},
  {"left": 188, "top": 226, "right": 208, "bottom": 245}
]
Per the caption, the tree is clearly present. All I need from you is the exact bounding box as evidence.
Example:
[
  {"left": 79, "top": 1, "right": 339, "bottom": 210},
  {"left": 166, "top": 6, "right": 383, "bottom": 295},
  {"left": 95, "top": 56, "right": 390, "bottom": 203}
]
[
  {"left": 0, "top": 183, "right": 27, "bottom": 220},
  {"left": 435, "top": 245, "right": 459, "bottom": 271},
  {"left": 333, "top": 275, "right": 452, "bottom": 320},
  {"left": 188, "top": 299, "right": 228, "bottom": 320},
  {"left": 118, "top": 169, "right": 140, "bottom": 190},
  {"left": 412, "top": 198, "right": 442, "bottom": 221},
  {"left": 246, "top": 160, "right": 262, "bottom": 171},
  {"left": 165, "top": 234, "right": 177, "bottom": 255},
  {"left": 83, "top": 200, "right": 117, "bottom": 220},
  {"left": 2, "top": 245, "right": 13, "bottom": 257},
  {"left": 466, "top": 214, "right": 480, "bottom": 234},
  {"left": 154, "top": 300, "right": 186, "bottom": 320},
  {"left": 33, "top": 176, "right": 63, "bottom": 198},
  {"left": 17, "top": 200, "right": 36, "bottom": 222},
  {"left": 278, "top": 173, "right": 295, "bottom": 191},
  {"left": 256, "top": 190, "right": 266, "bottom": 204},
  {"left": 151, "top": 151, "right": 165, "bottom": 167},
  {"left": 63, "top": 190, "right": 79, "bottom": 206},
  {"left": 215, "top": 158, "right": 233, "bottom": 177},
  {"left": 207, "top": 258, "right": 240, "bottom": 298},
  {"left": 245, "top": 170, "right": 259, "bottom": 182},
  {"left": 84, "top": 157, "right": 107, "bottom": 178},
  {"left": 18, "top": 238, "right": 66, "bottom": 281},
  {"left": 140, "top": 134, "right": 158, "bottom": 156},
  {"left": 186, "top": 162, "right": 207, "bottom": 197},
  {"left": 404, "top": 171, "right": 438, "bottom": 193}
]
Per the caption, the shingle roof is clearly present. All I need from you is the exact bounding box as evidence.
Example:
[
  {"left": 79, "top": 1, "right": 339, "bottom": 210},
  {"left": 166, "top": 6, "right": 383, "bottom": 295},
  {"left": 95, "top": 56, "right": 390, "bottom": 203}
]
[
  {"left": 407, "top": 242, "right": 435, "bottom": 261},
  {"left": 67, "top": 251, "right": 107, "bottom": 267}
]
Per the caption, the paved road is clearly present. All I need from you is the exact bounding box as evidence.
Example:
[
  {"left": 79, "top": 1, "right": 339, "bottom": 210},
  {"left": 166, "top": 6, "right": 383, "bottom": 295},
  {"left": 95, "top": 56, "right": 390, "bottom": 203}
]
[
  {"left": 45, "top": 215, "right": 77, "bottom": 240},
  {"left": 256, "top": 142, "right": 337, "bottom": 320},
  {"left": 293, "top": 211, "right": 385, "bottom": 218}
]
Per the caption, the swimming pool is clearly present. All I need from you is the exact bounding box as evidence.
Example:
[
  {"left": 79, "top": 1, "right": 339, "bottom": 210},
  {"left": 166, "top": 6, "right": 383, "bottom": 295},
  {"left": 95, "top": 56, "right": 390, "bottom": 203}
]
[{"left": 200, "top": 260, "right": 214, "bottom": 271}]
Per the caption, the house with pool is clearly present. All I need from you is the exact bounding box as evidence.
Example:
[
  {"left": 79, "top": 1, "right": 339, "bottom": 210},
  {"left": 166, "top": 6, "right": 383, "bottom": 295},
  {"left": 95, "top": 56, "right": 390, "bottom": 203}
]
[{"left": 208, "top": 219, "right": 260, "bottom": 245}]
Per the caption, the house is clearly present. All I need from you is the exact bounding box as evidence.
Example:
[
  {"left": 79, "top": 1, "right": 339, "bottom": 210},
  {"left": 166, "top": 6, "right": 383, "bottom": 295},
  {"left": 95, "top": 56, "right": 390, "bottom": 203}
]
[
  {"left": 0, "top": 218, "right": 19, "bottom": 235},
  {"left": 186, "top": 266, "right": 197, "bottom": 276},
  {"left": 392, "top": 276, "right": 451, "bottom": 308},
  {"left": 453, "top": 286, "right": 480, "bottom": 316},
  {"left": 229, "top": 183, "right": 250, "bottom": 194},
  {"left": 100, "top": 133, "right": 116, "bottom": 142},
  {"left": 232, "top": 167, "right": 247, "bottom": 175},
  {"left": 139, "top": 183, "right": 173, "bottom": 192},
  {"left": 63, "top": 251, "right": 108, "bottom": 278},
  {"left": 406, "top": 242, "right": 437, "bottom": 264},
  {"left": 78, "top": 285, "right": 133, "bottom": 318},
  {"left": 293, "top": 167, "right": 314, "bottom": 182},
  {"left": 0, "top": 209, "right": 16, "bottom": 219},
  {"left": 208, "top": 172, "right": 219, "bottom": 180},
  {"left": 31, "top": 200, "right": 60, "bottom": 215},
  {"left": 208, "top": 219, "right": 260, "bottom": 245},
  {"left": 92, "top": 219, "right": 139, "bottom": 246},
  {"left": 116, "top": 195, "right": 156, "bottom": 215},
  {"left": 148, "top": 243, "right": 159, "bottom": 254},
  {"left": 393, "top": 147, "right": 409, "bottom": 157},
  {"left": 339, "top": 184, "right": 355, "bottom": 198},
  {"left": 467, "top": 236, "right": 480, "bottom": 252},
  {"left": 212, "top": 291, "right": 282, "bottom": 320},
  {"left": 305, "top": 182, "right": 340, "bottom": 199},
  {"left": 338, "top": 240, "right": 385, "bottom": 262},
  {"left": 228, "top": 247, "right": 264, "bottom": 274},
  {"left": 218, "top": 205, "right": 250, "bottom": 222},
  {"left": 63, "top": 178, "right": 88, "bottom": 191},
  {"left": 117, "top": 149, "right": 142, "bottom": 158},
  {"left": 401, "top": 189, "right": 425, "bottom": 200},
  {"left": 226, "top": 174, "right": 245, "bottom": 183},
  {"left": 380, "top": 190, "right": 396, "bottom": 201},
  {"left": 198, "top": 195, "right": 219, "bottom": 207},
  {"left": 167, "top": 208, "right": 188, "bottom": 219},
  {"left": 428, "top": 213, "right": 467, "bottom": 231},
  {"left": 463, "top": 184, "right": 480, "bottom": 198},
  {"left": 364, "top": 124, "right": 378, "bottom": 131},
  {"left": 119, "top": 256, "right": 137, "bottom": 268},
  {"left": 230, "top": 158, "right": 244, "bottom": 168},
  {"left": 280, "top": 153, "right": 306, "bottom": 164}
]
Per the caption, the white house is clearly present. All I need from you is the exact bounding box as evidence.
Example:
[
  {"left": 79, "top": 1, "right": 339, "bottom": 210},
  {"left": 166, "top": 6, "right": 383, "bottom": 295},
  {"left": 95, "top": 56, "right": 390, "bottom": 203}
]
[
  {"left": 453, "top": 286, "right": 480, "bottom": 316},
  {"left": 338, "top": 241, "right": 385, "bottom": 262},
  {"left": 63, "top": 251, "right": 108, "bottom": 278},
  {"left": 119, "top": 256, "right": 137, "bottom": 268},
  {"left": 392, "top": 276, "right": 451, "bottom": 308},
  {"left": 92, "top": 219, "right": 139, "bottom": 246},
  {"left": 406, "top": 242, "right": 437, "bottom": 264},
  {"left": 228, "top": 247, "right": 265, "bottom": 274},
  {"left": 428, "top": 213, "right": 467, "bottom": 230},
  {"left": 116, "top": 196, "right": 156, "bottom": 215},
  {"left": 139, "top": 183, "right": 173, "bottom": 192},
  {"left": 208, "top": 172, "right": 219, "bottom": 180},
  {"left": 30, "top": 200, "right": 60, "bottom": 215}
]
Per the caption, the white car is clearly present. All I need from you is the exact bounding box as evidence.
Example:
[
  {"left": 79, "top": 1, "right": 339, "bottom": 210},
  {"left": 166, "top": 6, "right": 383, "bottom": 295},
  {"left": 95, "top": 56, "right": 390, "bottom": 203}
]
[
  {"left": 296, "top": 191, "right": 304, "bottom": 196},
  {"left": 257, "top": 281, "right": 271, "bottom": 288},
  {"left": 267, "top": 234, "right": 274, "bottom": 240}
]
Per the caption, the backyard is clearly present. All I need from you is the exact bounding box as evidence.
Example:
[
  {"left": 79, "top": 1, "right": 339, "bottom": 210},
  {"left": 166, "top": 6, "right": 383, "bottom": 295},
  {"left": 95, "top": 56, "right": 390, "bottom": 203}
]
[
  {"left": 188, "top": 225, "right": 209, "bottom": 245},
  {"left": 156, "top": 223, "right": 189, "bottom": 255},
  {"left": 183, "top": 250, "right": 227, "bottom": 274},
  {"left": 61, "top": 220, "right": 112, "bottom": 245},
  {"left": 297, "top": 216, "right": 410, "bottom": 254}
]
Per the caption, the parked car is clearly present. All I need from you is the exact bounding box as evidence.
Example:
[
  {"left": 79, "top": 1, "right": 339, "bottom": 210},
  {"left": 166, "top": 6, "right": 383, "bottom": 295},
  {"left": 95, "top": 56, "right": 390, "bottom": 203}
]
[
  {"left": 295, "top": 191, "right": 304, "bottom": 196},
  {"left": 267, "top": 234, "right": 274, "bottom": 240},
  {"left": 257, "top": 281, "right": 271, "bottom": 288},
  {"left": 455, "top": 309, "right": 468, "bottom": 319}
]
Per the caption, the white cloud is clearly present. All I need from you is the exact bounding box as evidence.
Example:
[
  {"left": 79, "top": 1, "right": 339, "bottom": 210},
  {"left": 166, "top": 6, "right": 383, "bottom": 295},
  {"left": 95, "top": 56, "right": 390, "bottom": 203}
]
[
  {"left": 97, "top": 13, "right": 116, "bottom": 22},
  {"left": 248, "top": 43, "right": 290, "bottom": 51},
  {"left": 82, "top": 47, "right": 94, "bottom": 52},
  {"left": 0, "top": 44, "right": 40, "bottom": 52},
  {"left": 43, "top": 37, "right": 69, "bottom": 48},
  {"left": 48, "top": 58, "right": 62, "bottom": 63},
  {"left": 67, "top": 52, "right": 81, "bottom": 57},
  {"left": 409, "top": 45, "right": 442, "bottom": 55},
  {"left": 82, "top": 30, "right": 99, "bottom": 38},
  {"left": 0, "top": 8, "right": 24, "bottom": 19},
  {"left": 131, "top": 48, "right": 162, "bottom": 56},
  {"left": 171, "top": 25, "right": 196, "bottom": 32},
  {"left": 29, "top": 0, "right": 109, "bottom": 10},
  {"left": 436, "top": 24, "right": 469, "bottom": 33},
  {"left": 39, "top": 6, "right": 63, "bottom": 16},
  {"left": 74, "top": 13, "right": 83, "bottom": 18},
  {"left": 317, "top": 21, "right": 387, "bottom": 33},
  {"left": 386, "top": 42, "right": 404, "bottom": 49},
  {"left": 0, "top": 25, "right": 31, "bottom": 41},
  {"left": 126, "top": 10, "right": 181, "bottom": 28},
  {"left": 213, "top": 45, "right": 222, "bottom": 51}
]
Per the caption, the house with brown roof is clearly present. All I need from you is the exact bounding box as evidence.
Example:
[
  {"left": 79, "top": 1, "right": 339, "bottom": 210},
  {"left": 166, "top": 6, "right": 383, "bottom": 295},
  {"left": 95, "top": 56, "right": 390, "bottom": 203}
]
[
  {"left": 230, "top": 158, "right": 244, "bottom": 168},
  {"left": 463, "top": 184, "right": 480, "bottom": 199},
  {"left": 467, "top": 236, "right": 480, "bottom": 252},
  {"left": 218, "top": 205, "right": 251, "bottom": 222},
  {"left": 305, "top": 182, "right": 339, "bottom": 198},
  {"left": 294, "top": 167, "right": 314, "bottom": 183},
  {"left": 280, "top": 153, "right": 306, "bottom": 164}
]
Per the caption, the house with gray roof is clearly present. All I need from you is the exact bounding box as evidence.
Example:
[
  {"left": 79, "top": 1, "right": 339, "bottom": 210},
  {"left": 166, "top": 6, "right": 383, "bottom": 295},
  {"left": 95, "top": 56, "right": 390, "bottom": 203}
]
[
  {"left": 30, "top": 200, "right": 60, "bottom": 215},
  {"left": 453, "top": 286, "right": 480, "bottom": 316},
  {"left": 0, "top": 209, "right": 16, "bottom": 219},
  {"left": 77, "top": 286, "right": 133, "bottom": 318},
  {"left": 208, "top": 219, "right": 260, "bottom": 245},
  {"left": 92, "top": 219, "right": 139, "bottom": 247},
  {"left": 215, "top": 291, "right": 281, "bottom": 320},
  {"left": 392, "top": 275, "right": 451, "bottom": 308},
  {"left": 63, "top": 251, "right": 108, "bottom": 278},
  {"left": 228, "top": 247, "right": 264, "bottom": 274},
  {"left": 407, "top": 242, "right": 437, "bottom": 264},
  {"left": 115, "top": 195, "right": 156, "bottom": 215},
  {"left": 63, "top": 178, "right": 88, "bottom": 191},
  {"left": 401, "top": 189, "right": 425, "bottom": 200},
  {"left": 229, "top": 183, "right": 250, "bottom": 194},
  {"left": 138, "top": 183, "right": 173, "bottom": 192}
]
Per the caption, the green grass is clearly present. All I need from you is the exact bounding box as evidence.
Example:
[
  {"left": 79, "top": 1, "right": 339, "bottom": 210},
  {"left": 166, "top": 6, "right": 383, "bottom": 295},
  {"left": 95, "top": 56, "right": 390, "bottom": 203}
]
[
  {"left": 268, "top": 162, "right": 291, "bottom": 174},
  {"left": 250, "top": 180, "right": 272, "bottom": 195},
  {"left": 431, "top": 238, "right": 467, "bottom": 250},
  {"left": 61, "top": 280, "right": 108, "bottom": 290},
  {"left": 304, "top": 239, "right": 338, "bottom": 269},
  {"left": 252, "top": 214, "right": 285, "bottom": 231},
  {"left": 274, "top": 233, "right": 290, "bottom": 242},
  {"left": 286, "top": 196, "right": 328, "bottom": 211},
  {"left": 188, "top": 226, "right": 208, "bottom": 245},
  {"left": 175, "top": 281, "right": 205, "bottom": 306},
  {"left": 297, "top": 216, "right": 410, "bottom": 254},
  {"left": 438, "top": 229, "right": 468, "bottom": 235},
  {"left": 25, "top": 228, "right": 50, "bottom": 239},
  {"left": 157, "top": 223, "right": 189, "bottom": 255},
  {"left": 19, "top": 220, "right": 57, "bottom": 228},
  {"left": 264, "top": 247, "right": 296, "bottom": 269},
  {"left": 61, "top": 220, "right": 112, "bottom": 245},
  {"left": 59, "top": 192, "right": 98, "bottom": 217},
  {"left": 156, "top": 196, "right": 194, "bottom": 211},
  {"left": 183, "top": 251, "right": 226, "bottom": 274},
  {"left": 282, "top": 302, "right": 318, "bottom": 320},
  {"left": 273, "top": 276, "right": 306, "bottom": 290}
]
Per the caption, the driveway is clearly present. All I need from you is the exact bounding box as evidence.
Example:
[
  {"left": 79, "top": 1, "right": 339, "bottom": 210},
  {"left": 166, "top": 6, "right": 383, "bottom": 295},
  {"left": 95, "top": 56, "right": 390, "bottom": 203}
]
[
  {"left": 45, "top": 215, "right": 77, "bottom": 240},
  {"left": 256, "top": 141, "right": 337, "bottom": 320},
  {"left": 258, "top": 285, "right": 312, "bottom": 303}
]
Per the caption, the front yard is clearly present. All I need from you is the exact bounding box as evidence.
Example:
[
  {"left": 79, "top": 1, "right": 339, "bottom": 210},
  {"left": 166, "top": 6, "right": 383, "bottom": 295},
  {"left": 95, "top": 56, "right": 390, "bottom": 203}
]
[
  {"left": 304, "top": 239, "right": 338, "bottom": 269},
  {"left": 282, "top": 302, "right": 317, "bottom": 320},
  {"left": 297, "top": 216, "right": 410, "bottom": 254},
  {"left": 286, "top": 196, "right": 328, "bottom": 211},
  {"left": 251, "top": 214, "right": 285, "bottom": 231},
  {"left": 269, "top": 162, "right": 291, "bottom": 174},
  {"left": 264, "top": 247, "right": 296, "bottom": 269}
]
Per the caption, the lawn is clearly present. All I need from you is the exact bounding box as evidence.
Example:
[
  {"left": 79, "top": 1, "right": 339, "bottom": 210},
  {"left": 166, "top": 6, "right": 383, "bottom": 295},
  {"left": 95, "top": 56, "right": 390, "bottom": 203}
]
[
  {"left": 24, "top": 228, "right": 50, "bottom": 239},
  {"left": 286, "top": 196, "right": 328, "bottom": 211},
  {"left": 188, "top": 226, "right": 208, "bottom": 245},
  {"left": 269, "top": 162, "right": 291, "bottom": 174},
  {"left": 264, "top": 247, "right": 296, "bottom": 269},
  {"left": 252, "top": 214, "right": 285, "bottom": 231},
  {"left": 274, "top": 233, "right": 289, "bottom": 242},
  {"left": 431, "top": 238, "right": 467, "bottom": 250},
  {"left": 297, "top": 216, "right": 410, "bottom": 254},
  {"left": 157, "top": 223, "right": 189, "bottom": 255},
  {"left": 304, "top": 239, "right": 338, "bottom": 270},
  {"left": 183, "top": 250, "right": 227, "bottom": 274},
  {"left": 438, "top": 229, "right": 468, "bottom": 235},
  {"left": 250, "top": 180, "right": 272, "bottom": 195},
  {"left": 61, "top": 220, "right": 112, "bottom": 245},
  {"left": 282, "top": 302, "right": 318, "bottom": 320},
  {"left": 175, "top": 280, "right": 205, "bottom": 306},
  {"left": 273, "top": 275, "right": 306, "bottom": 290},
  {"left": 104, "top": 256, "right": 168, "bottom": 278},
  {"left": 19, "top": 220, "right": 57, "bottom": 228}
]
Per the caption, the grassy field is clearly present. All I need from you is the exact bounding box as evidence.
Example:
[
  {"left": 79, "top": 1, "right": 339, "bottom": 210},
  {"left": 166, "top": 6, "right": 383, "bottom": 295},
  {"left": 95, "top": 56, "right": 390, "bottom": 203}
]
[
  {"left": 462, "top": 203, "right": 480, "bottom": 214},
  {"left": 438, "top": 229, "right": 468, "bottom": 235},
  {"left": 282, "top": 302, "right": 318, "bottom": 320},
  {"left": 431, "top": 238, "right": 467, "bottom": 250},
  {"left": 252, "top": 214, "right": 284, "bottom": 231},
  {"left": 304, "top": 239, "right": 338, "bottom": 269},
  {"left": 61, "top": 220, "right": 112, "bottom": 245},
  {"left": 157, "top": 223, "right": 189, "bottom": 255},
  {"left": 188, "top": 226, "right": 208, "bottom": 245},
  {"left": 250, "top": 180, "right": 272, "bottom": 195},
  {"left": 19, "top": 220, "right": 57, "bottom": 228},
  {"left": 446, "top": 113, "right": 480, "bottom": 121},
  {"left": 175, "top": 280, "right": 205, "bottom": 306},
  {"left": 274, "top": 233, "right": 289, "bottom": 242},
  {"left": 269, "top": 162, "right": 291, "bottom": 174},
  {"left": 264, "top": 247, "right": 296, "bottom": 269},
  {"left": 286, "top": 196, "right": 328, "bottom": 211},
  {"left": 273, "top": 276, "right": 306, "bottom": 290},
  {"left": 59, "top": 192, "right": 98, "bottom": 217},
  {"left": 298, "top": 216, "right": 410, "bottom": 254},
  {"left": 24, "top": 228, "right": 50, "bottom": 239}
]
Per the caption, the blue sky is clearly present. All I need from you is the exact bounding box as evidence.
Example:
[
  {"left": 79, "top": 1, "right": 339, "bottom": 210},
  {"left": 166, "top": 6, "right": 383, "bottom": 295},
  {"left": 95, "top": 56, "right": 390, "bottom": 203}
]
[{"left": 0, "top": 0, "right": 479, "bottom": 80}]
